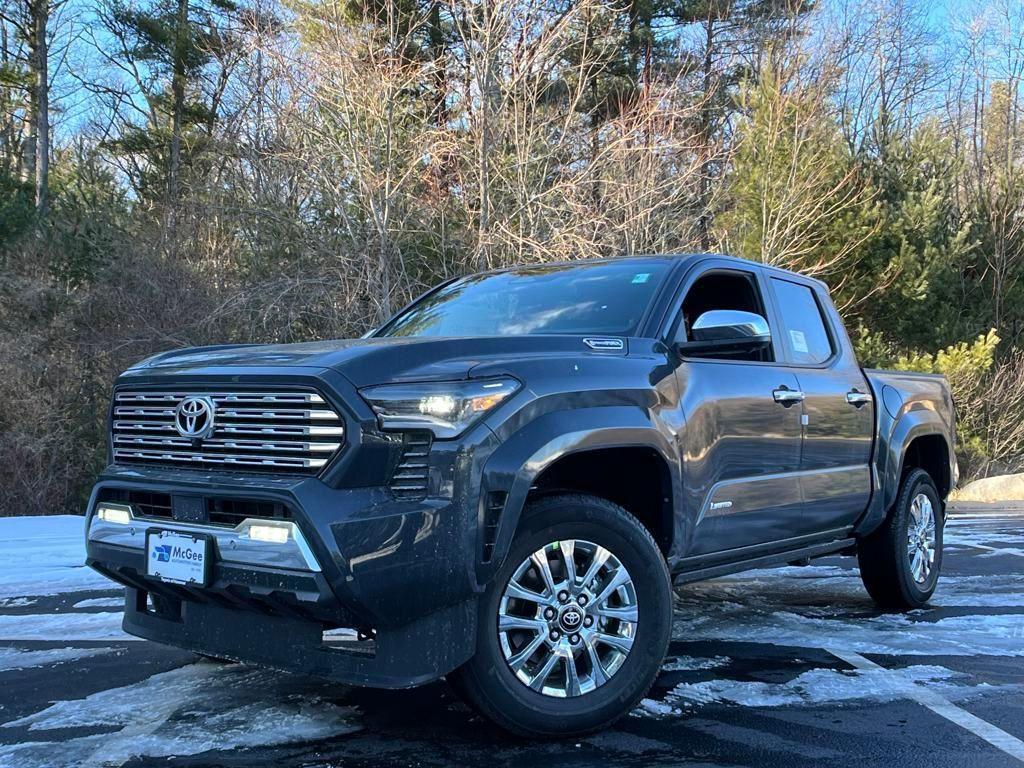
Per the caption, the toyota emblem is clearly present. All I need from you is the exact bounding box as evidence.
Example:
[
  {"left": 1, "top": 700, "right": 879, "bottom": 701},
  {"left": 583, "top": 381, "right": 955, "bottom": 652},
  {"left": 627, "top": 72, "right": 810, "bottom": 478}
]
[{"left": 174, "top": 396, "right": 217, "bottom": 440}]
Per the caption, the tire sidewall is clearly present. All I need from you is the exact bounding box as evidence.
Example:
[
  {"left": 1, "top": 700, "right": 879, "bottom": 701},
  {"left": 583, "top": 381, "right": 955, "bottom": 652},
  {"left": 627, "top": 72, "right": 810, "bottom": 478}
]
[{"left": 468, "top": 496, "right": 672, "bottom": 733}]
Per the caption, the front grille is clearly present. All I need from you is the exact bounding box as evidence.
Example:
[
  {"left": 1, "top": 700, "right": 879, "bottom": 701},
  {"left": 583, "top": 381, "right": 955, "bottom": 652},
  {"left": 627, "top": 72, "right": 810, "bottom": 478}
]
[
  {"left": 111, "top": 388, "right": 344, "bottom": 474},
  {"left": 206, "top": 498, "right": 290, "bottom": 527},
  {"left": 390, "top": 432, "right": 432, "bottom": 499},
  {"left": 98, "top": 488, "right": 292, "bottom": 527},
  {"left": 100, "top": 488, "right": 172, "bottom": 519}
]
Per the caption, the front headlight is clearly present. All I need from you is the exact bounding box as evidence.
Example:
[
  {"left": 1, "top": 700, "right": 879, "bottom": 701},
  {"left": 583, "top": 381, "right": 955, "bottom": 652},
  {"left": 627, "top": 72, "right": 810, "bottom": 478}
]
[{"left": 360, "top": 377, "right": 520, "bottom": 438}]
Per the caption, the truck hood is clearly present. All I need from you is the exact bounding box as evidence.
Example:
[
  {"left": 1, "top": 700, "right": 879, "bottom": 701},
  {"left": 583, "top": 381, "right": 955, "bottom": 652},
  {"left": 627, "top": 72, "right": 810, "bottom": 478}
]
[{"left": 126, "top": 335, "right": 627, "bottom": 388}]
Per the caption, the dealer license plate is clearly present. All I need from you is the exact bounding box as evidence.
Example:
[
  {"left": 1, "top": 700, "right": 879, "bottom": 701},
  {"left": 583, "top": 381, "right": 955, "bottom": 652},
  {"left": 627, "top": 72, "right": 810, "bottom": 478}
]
[{"left": 146, "top": 530, "right": 210, "bottom": 587}]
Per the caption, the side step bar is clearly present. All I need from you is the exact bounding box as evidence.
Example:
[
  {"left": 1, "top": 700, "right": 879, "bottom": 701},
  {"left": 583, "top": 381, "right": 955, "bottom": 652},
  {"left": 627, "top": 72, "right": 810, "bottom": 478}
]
[{"left": 673, "top": 538, "right": 856, "bottom": 585}]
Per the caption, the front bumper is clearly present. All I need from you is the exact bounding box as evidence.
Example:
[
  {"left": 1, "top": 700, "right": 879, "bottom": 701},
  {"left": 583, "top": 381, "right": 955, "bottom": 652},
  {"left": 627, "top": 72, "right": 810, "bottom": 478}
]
[{"left": 84, "top": 457, "right": 486, "bottom": 688}]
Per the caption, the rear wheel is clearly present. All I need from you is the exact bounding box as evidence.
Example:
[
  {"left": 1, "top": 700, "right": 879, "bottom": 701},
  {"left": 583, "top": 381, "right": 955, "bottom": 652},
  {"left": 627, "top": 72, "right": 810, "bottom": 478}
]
[
  {"left": 450, "top": 493, "right": 672, "bottom": 737},
  {"left": 857, "top": 468, "right": 943, "bottom": 610}
]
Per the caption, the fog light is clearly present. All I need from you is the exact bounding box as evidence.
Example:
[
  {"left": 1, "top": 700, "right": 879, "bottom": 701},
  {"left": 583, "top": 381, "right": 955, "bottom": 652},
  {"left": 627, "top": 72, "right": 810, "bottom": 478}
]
[
  {"left": 248, "top": 524, "right": 290, "bottom": 544},
  {"left": 97, "top": 505, "right": 131, "bottom": 525}
]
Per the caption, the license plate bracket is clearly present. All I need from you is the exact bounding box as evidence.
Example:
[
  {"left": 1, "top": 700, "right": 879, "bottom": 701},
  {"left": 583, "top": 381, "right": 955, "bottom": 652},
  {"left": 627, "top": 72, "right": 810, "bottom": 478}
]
[{"left": 146, "top": 529, "right": 211, "bottom": 587}]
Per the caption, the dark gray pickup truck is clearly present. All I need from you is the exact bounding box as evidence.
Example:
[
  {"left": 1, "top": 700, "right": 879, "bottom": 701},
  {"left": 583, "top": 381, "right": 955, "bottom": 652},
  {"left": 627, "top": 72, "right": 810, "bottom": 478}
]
[{"left": 85, "top": 254, "right": 956, "bottom": 736}]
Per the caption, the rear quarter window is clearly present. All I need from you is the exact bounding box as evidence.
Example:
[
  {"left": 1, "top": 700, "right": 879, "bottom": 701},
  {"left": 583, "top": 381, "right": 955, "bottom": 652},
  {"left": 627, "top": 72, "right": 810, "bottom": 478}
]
[{"left": 771, "top": 278, "right": 834, "bottom": 365}]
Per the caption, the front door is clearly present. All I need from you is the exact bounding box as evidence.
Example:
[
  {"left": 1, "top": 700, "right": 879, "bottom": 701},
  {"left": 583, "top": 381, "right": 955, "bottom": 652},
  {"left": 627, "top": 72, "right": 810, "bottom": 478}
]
[
  {"left": 677, "top": 363, "right": 805, "bottom": 555},
  {"left": 670, "top": 266, "right": 805, "bottom": 556}
]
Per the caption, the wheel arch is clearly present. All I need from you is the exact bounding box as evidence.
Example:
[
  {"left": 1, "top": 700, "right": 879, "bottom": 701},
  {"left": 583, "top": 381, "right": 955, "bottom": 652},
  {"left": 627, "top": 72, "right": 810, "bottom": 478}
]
[
  {"left": 857, "top": 410, "right": 954, "bottom": 537},
  {"left": 475, "top": 406, "right": 682, "bottom": 583},
  {"left": 900, "top": 433, "right": 952, "bottom": 499}
]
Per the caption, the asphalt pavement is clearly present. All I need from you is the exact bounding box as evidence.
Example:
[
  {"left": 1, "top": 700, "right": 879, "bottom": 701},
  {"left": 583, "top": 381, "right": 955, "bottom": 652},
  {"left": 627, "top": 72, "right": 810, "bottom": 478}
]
[{"left": 0, "top": 504, "right": 1022, "bottom": 768}]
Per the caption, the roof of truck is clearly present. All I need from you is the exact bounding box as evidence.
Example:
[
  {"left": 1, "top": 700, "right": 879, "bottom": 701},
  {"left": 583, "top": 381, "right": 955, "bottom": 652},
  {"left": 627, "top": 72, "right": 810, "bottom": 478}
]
[{"left": 483, "top": 253, "right": 829, "bottom": 289}]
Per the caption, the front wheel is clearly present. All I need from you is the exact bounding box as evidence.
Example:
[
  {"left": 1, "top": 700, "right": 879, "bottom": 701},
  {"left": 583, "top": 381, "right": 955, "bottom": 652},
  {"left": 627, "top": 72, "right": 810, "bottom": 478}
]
[
  {"left": 857, "top": 468, "right": 943, "bottom": 610},
  {"left": 449, "top": 493, "right": 672, "bottom": 737}
]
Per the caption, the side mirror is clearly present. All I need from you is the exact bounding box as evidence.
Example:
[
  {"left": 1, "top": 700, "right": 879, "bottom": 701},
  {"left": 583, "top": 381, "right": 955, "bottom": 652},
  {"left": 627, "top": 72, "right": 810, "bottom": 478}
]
[{"left": 678, "top": 310, "right": 772, "bottom": 355}]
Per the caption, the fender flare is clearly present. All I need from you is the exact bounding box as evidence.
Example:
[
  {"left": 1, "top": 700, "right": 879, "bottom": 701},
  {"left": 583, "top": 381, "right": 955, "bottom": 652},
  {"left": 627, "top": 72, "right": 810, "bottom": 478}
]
[
  {"left": 475, "top": 406, "right": 681, "bottom": 582},
  {"left": 856, "top": 409, "right": 952, "bottom": 537}
]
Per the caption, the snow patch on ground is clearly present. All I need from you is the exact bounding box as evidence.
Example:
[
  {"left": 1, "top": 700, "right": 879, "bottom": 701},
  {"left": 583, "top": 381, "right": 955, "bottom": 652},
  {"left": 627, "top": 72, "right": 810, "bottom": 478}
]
[
  {"left": 0, "top": 647, "right": 115, "bottom": 672},
  {"left": 0, "top": 516, "right": 110, "bottom": 599},
  {"left": 636, "top": 665, "right": 1010, "bottom": 718},
  {"left": 673, "top": 545, "right": 1024, "bottom": 657},
  {"left": 674, "top": 602, "right": 1024, "bottom": 657},
  {"left": 0, "top": 598, "right": 35, "bottom": 609},
  {"left": 71, "top": 596, "right": 123, "bottom": 609},
  {"left": 945, "top": 522, "right": 1024, "bottom": 550},
  {"left": 0, "top": 612, "right": 133, "bottom": 642},
  {"left": 977, "top": 547, "right": 1024, "bottom": 558},
  {"left": 0, "top": 663, "right": 361, "bottom": 767},
  {"left": 661, "top": 655, "right": 730, "bottom": 672},
  {"left": 679, "top": 566, "right": 1024, "bottom": 609}
]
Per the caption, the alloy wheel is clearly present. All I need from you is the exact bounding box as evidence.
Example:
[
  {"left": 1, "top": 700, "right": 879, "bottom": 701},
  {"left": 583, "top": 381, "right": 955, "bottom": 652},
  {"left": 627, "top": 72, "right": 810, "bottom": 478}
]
[
  {"left": 907, "top": 492, "right": 937, "bottom": 584},
  {"left": 497, "top": 539, "right": 638, "bottom": 698}
]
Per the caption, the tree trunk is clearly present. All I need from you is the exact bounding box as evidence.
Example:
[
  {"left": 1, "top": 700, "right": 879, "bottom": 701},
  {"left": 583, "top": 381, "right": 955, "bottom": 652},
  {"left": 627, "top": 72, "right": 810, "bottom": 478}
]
[
  {"left": 168, "top": 0, "right": 188, "bottom": 212},
  {"left": 1, "top": 23, "right": 13, "bottom": 178},
  {"left": 476, "top": 2, "right": 493, "bottom": 271},
  {"left": 32, "top": 0, "right": 48, "bottom": 219},
  {"left": 697, "top": 17, "right": 715, "bottom": 252},
  {"left": 22, "top": 1, "right": 37, "bottom": 190}
]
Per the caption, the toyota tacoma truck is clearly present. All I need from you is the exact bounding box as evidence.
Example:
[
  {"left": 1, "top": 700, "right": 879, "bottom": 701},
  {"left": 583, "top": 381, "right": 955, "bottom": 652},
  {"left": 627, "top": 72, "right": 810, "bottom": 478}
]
[{"left": 85, "top": 254, "right": 956, "bottom": 736}]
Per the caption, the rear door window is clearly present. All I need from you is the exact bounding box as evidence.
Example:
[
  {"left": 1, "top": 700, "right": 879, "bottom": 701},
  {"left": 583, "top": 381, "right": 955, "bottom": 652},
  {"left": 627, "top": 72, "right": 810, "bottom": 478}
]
[{"left": 770, "top": 278, "right": 834, "bottom": 365}]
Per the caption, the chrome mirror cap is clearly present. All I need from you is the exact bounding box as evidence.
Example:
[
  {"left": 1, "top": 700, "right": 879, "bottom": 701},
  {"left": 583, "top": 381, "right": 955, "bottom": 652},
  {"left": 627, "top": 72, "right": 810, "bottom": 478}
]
[{"left": 690, "top": 310, "right": 771, "bottom": 342}]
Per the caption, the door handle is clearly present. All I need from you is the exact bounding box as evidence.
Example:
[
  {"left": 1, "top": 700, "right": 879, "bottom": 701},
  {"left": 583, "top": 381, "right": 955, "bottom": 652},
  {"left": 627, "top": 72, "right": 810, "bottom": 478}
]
[
  {"left": 773, "top": 387, "right": 805, "bottom": 405},
  {"left": 846, "top": 389, "right": 872, "bottom": 407}
]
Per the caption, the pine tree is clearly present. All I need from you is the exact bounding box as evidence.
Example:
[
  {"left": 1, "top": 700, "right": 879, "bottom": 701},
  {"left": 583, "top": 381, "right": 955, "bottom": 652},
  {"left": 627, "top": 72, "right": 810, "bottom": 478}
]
[{"left": 100, "top": 0, "right": 239, "bottom": 217}]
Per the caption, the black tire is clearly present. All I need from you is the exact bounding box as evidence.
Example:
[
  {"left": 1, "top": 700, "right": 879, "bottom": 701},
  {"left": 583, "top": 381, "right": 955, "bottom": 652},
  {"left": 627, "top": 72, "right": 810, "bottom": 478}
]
[
  {"left": 449, "top": 493, "right": 673, "bottom": 737},
  {"left": 857, "top": 468, "right": 943, "bottom": 610}
]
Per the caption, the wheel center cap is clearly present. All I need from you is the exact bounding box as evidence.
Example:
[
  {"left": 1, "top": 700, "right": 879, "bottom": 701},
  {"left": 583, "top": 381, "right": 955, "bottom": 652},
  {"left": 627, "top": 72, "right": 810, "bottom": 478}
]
[{"left": 558, "top": 603, "right": 585, "bottom": 632}]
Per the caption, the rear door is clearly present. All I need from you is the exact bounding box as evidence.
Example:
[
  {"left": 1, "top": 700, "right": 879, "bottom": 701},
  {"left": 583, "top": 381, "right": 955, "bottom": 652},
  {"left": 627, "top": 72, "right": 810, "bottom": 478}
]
[{"left": 766, "top": 277, "right": 874, "bottom": 535}]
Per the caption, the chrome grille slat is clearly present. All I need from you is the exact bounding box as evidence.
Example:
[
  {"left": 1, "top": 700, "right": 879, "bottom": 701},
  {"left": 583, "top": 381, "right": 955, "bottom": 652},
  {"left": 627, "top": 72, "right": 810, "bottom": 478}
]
[
  {"left": 116, "top": 391, "right": 326, "bottom": 404},
  {"left": 114, "top": 406, "right": 339, "bottom": 421},
  {"left": 113, "top": 421, "right": 345, "bottom": 436},
  {"left": 111, "top": 387, "right": 344, "bottom": 475},
  {"left": 112, "top": 448, "right": 329, "bottom": 469},
  {"left": 113, "top": 436, "right": 342, "bottom": 453}
]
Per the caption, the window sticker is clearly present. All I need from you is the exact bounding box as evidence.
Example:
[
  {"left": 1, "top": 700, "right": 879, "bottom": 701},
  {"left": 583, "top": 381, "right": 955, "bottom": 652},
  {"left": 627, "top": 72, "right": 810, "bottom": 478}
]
[
  {"left": 790, "top": 329, "right": 809, "bottom": 354},
  {"left": 631, "top": 273, "right": 650, "bottom": 284}
]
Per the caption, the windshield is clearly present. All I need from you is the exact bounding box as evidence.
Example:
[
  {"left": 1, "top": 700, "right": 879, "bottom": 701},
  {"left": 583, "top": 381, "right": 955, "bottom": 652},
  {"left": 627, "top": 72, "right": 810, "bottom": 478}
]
[{"left": 376, "top": 261, "right": 672, "bottom": 338}]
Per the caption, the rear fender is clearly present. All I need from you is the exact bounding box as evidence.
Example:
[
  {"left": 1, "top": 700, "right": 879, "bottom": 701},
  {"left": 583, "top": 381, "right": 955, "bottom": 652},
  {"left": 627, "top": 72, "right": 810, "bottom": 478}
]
[{"left": 857, "top": 409, "right": 952, "bottom": 536}]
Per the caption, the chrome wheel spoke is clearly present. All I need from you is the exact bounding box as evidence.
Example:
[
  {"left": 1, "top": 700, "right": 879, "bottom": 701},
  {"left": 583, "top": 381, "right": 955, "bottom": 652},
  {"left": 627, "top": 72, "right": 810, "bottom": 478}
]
[
  {"left": 507, "top": 631, "right": 547, "bottom": 672},
  {"left": 564, "top": 652, "right": 582, "bottom": 697},
  {"left": 595, "top": 604, "right": 638, "bottom": 623},
  {"left": 504, "top": 577, "right": 547, "bottom": 605},
  {"left": 530, "top": 551, "right": 556, "bottom": 596},
  {"left": 499, "top": 615, "right": 546, "bottom": 633},
  {"left": 594, "top": 566, "right": 631, "bottom": 605},
  {"left": 585, "top": 637, "right": 608, "bottom": 687},
  {"left": 559, "top": 540, "right": 577, "bottom": 589},
  {"left": 594, "top": 631, "right": 634, "bottom": 654},
  {"left": 579, "top": 545, "right": 610, "bottom": 588},
  {"left": 910, "top": 550, "right": 923, "bottom": 581},
  {"left": 528, "top": 648, "right": 560, "bottom": 691}
]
